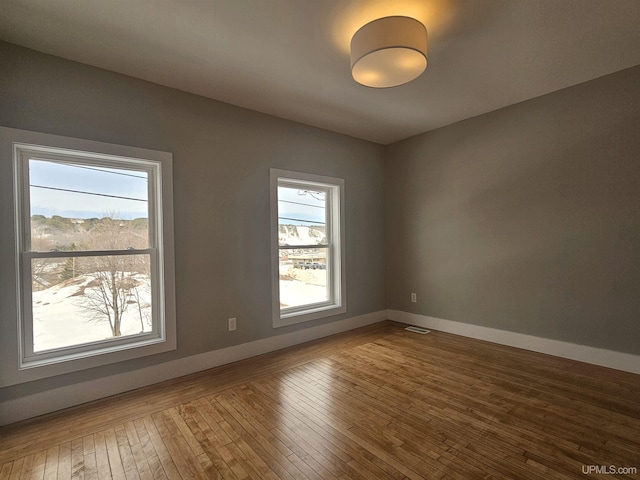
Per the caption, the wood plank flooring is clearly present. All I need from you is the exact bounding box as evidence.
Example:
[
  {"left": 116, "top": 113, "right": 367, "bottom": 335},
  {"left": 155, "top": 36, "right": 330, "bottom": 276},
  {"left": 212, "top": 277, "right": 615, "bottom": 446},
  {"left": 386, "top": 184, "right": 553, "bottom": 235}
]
[{"left": 1, "top": 321, "right": 639, "bottom": 479}]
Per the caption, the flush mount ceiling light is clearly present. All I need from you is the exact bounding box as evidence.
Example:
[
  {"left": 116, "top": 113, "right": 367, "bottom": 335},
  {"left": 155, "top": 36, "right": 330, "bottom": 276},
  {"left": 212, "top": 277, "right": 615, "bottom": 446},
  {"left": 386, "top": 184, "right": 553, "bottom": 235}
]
[{"left": 350, "top": 16, "right": 428, "bottom": 88}]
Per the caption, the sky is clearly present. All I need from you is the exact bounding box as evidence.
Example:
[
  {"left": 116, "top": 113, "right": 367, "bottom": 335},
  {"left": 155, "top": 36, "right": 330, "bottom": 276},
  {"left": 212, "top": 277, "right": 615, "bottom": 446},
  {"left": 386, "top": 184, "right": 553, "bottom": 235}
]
[
  {"left": 29, "top": 159, "right": 327, "bottom": 224},
  {"left": 277, "top": 186, "right": 326, "bottom": 226},
  {"left": 29, "top": 159, "right": 149, "bottom": 219}
]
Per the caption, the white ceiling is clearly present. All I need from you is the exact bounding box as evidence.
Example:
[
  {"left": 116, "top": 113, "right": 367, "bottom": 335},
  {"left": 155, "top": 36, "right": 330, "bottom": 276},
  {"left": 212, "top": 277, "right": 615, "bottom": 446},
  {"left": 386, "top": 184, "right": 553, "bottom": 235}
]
[{"left": 2, "top": 0, "right": 640, "bottom": 145}]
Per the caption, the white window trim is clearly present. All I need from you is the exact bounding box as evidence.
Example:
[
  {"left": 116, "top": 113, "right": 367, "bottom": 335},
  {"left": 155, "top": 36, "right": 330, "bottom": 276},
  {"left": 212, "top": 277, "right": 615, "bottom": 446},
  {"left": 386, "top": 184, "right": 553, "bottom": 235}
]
[
  {"left": 1, "top": 127, "right": 176, "bottom": 387},
  {"left": 270, "top": 168, "right": 346, "bottom": 328}
]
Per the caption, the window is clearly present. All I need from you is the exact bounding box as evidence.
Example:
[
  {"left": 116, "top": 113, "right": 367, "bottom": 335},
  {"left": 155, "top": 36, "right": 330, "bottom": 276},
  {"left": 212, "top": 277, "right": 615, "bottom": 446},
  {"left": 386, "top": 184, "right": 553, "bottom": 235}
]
[
  {"left": 270, "top": 169, "right": 346, "bottom": 327},
  {"left": 9, "top": 129, "right": 176, "bottom": 375}
]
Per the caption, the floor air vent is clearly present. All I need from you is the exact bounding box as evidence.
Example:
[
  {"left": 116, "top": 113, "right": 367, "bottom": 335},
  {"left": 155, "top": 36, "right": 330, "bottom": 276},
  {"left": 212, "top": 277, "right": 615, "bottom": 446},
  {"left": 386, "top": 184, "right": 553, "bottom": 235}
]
[{"left": 405, "top": 326, "right": 431, "bottom": 334}]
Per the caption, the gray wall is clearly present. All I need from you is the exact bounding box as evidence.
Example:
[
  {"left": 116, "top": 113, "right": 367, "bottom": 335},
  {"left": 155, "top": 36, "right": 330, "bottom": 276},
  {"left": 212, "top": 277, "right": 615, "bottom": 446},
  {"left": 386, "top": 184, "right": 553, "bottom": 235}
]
[
  {"left": 0, "top": 42, "right": 386, "bottom": 401},
  {"left": 385, "top": 65, "right": 640, "bottom": 354}
]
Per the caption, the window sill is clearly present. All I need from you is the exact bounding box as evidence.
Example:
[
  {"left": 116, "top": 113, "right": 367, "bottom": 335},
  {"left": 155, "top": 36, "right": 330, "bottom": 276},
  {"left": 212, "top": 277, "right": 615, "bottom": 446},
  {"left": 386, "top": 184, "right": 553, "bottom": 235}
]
[{"left": 274, "top": 304, "right": 347, "bottom": 328}]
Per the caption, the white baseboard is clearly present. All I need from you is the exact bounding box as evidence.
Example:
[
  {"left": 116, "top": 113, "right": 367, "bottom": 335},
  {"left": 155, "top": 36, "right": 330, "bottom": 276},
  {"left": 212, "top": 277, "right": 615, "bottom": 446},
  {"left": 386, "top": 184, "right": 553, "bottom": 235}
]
[
  {"left": 0, "top": 310, "right": 387, "bottom": 426},
  {"left": 389, "top": 310, "right": 640, "bottom": 375},
  {"left": 5, "top": 309, "right": 637, "bottom": 426}
]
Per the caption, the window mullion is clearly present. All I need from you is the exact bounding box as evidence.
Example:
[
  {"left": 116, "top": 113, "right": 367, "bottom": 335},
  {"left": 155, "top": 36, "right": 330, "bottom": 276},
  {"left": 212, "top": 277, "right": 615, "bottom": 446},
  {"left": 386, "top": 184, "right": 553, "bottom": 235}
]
[
  {"left": 279, "top": 244, "right": 328, "bottom": 250},
  {"left": 25, "top": 248, "right": 155, "bottom": 259}
]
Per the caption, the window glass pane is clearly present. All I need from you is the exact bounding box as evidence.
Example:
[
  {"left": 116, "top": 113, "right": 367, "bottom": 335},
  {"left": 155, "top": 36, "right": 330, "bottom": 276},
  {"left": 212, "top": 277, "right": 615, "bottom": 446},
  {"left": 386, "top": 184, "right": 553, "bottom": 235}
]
[
  {"left": 29, "top": 159, "right": 149, "bottom": 251},
  {"left": 31, "top": 253, "right": 152, "bottom": 352},
  {"left": 277, "top": 186, "right": 326, "bottom": 247},
  {"left": 279, "top": 247, "right": 328, "bottom": 309}
]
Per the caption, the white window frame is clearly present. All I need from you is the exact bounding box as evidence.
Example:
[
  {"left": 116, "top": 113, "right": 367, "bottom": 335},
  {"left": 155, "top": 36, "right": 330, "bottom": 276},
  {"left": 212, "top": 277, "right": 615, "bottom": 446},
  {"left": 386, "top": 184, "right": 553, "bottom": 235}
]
[
  {"left": 2, "top": 127, "right": 176, "bottom": 386},
  {"left": 270, "top": 169, "right": 346, "bottom": 327}
]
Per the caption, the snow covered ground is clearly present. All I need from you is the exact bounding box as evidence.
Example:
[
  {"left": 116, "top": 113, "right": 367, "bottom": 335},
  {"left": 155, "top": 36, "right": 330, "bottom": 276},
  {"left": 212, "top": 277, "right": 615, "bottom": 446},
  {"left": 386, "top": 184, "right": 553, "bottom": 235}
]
[
  {"left": 279, "top": 264, "right": 327, "bottom": 308},
  {"left": 31, "top": 259, "right": 326, "bottom": 352},
  {"left": 279, "top": 279, "right": 327, "bottom": 308},
  {"left": 278, "top": 225, "right": 326, "bottom": 246},
  {"left": 32, "top": 274, "right": 151, "bottom": 352}
]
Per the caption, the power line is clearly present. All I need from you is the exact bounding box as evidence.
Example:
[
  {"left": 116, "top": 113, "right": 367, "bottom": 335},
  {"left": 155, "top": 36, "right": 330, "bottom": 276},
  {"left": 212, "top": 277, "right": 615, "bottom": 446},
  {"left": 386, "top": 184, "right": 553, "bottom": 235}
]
[
  {"left": 278, "top": 216, "right": 325, "bottom": 225},
  {"left": 298, "top": 190, "right": 325, "bottom": 201},
  {"left": 278, "top": 199, "right": 325, "bottom": 209},
  {"left": 69, "top": 164, "right": 148, "bottom": 180},
  {"left": 30, "top": 161, "right": 148, "bottom": 179},
  {"left": 30, "top": 185, "right": 147, "bottom": 203}
]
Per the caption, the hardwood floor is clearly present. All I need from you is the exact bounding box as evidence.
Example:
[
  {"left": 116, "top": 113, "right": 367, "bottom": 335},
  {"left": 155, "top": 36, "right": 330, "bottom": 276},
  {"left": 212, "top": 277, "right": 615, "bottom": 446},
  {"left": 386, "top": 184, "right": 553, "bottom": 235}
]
[{"left": 1, "top": 321, "right": 639, "bottom": 479}]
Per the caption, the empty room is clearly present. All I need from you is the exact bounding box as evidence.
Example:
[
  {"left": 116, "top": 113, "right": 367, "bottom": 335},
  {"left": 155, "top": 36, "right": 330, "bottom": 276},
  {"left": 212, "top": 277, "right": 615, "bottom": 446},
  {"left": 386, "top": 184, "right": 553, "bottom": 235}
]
[{"left": 1, "top": 1, "right": 639, "bottom": 478}]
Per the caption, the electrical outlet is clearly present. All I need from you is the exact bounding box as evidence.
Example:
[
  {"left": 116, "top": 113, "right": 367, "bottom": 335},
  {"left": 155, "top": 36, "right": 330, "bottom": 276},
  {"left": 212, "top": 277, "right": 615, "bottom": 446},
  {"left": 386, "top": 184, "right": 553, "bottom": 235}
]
[
  {"left": 411, "top": 293, "right": 417, "bottom": 303},
  {"left": 228, "top": 317, "right": 237, "bottom": 331}
]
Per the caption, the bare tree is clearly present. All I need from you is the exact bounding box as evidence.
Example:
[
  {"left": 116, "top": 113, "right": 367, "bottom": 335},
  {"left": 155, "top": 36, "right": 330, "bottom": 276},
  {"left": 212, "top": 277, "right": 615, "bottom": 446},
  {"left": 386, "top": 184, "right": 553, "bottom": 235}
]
[
  {"left": 82, "top": 256, "right": 134, "bottom": 336},
  {"left": 78, "top": 215, "right": 150, "bottom": 337},
  {"left": 128, "top": 254, "right": 152, "bottom": 332}
]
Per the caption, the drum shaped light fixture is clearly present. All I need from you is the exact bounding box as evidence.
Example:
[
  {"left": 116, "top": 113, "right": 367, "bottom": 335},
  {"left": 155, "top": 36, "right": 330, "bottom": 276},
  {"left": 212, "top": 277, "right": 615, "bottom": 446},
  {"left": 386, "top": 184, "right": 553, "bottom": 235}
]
[{"left": 350, "top": 16, "right": 428, "bottom": 88}]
